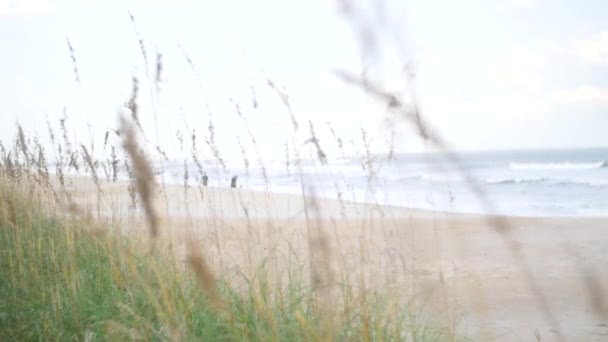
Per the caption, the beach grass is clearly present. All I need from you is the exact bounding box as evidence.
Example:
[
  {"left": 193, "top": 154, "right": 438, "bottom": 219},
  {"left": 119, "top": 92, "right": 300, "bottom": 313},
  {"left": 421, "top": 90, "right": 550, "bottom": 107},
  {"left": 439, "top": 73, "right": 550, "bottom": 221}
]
[
  {"left": 0, "top": 178, "right": 451, "bottom": 341},
  {"left": 0, "top": 64, "right": 456, "bottom": 339}
]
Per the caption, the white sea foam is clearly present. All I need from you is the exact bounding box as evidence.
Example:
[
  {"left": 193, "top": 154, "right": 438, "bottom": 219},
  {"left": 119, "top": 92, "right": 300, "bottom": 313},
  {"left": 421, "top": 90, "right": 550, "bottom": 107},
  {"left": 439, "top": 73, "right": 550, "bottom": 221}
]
[{"left": 509, "top": 161, "right": 606, "bottom": 170}]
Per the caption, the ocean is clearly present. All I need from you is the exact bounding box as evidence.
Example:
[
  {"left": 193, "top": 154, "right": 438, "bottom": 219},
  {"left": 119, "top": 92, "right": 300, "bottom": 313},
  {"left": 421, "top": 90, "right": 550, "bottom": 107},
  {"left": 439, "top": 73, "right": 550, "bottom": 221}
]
[{"left": 161, "top": 148, "right": 607, "bottom": 217}]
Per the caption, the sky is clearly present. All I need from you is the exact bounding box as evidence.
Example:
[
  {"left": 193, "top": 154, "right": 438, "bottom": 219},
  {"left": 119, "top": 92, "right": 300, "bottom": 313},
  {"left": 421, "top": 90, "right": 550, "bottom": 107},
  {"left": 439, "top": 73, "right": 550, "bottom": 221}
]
[{"left": 0, "top": 0, "right": 607, "bottom": 162}]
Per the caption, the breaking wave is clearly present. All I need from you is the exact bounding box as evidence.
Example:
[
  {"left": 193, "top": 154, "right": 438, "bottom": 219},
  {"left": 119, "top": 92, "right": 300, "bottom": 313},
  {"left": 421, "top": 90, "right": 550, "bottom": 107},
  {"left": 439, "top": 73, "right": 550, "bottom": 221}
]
[
  {"left": 486, "top": 177, "right": 608, "bottom": 187},
  {"left": 509, "top": 161, "right": 607, "bottom": 170}
]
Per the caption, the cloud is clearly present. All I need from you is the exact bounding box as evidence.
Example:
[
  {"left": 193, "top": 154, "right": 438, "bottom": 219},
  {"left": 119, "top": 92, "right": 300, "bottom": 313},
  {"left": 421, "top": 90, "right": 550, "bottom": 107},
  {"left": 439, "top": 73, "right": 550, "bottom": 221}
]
[
  {"left": 550, "top": 86, "right": 608, "bottom": 106},
  {"left": 539, "top": 39, "right": 566, "bottom": 54},
  {"left": 0, "top": 0, "right": 54, "bottom": 16},
  {"left": 573, "top": 31, "right": 608, "bottom": 66},
  {"left": 484, "top": 46, "right": 547, "bottom": 91},
  {"left": 502, "top": 0, "right": 538, "bottom": 11}
]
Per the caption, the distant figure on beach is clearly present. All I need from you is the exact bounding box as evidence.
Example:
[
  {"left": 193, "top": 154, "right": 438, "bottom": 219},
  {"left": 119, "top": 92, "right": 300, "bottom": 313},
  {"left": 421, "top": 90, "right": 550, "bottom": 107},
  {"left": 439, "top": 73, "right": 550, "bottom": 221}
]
[
  {"left": 202, "top": 172, "right": 208, "bottom": 187},
  {"left": 230, "top": 175, "right": 238, "bottom": 188}
]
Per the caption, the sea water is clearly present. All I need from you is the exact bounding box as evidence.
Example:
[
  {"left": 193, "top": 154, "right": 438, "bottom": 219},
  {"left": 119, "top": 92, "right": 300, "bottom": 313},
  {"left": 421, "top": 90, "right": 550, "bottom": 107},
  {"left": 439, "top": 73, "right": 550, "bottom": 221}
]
[{"left": 161, "top": 148, "right": 608, "bottom": 217}]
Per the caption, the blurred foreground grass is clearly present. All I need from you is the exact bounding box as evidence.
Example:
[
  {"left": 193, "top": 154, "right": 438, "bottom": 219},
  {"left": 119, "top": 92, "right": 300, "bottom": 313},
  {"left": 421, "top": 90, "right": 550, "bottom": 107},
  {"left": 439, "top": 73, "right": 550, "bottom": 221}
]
[{"left": 0, "top": 181, "right": 450, "bottom": 341}]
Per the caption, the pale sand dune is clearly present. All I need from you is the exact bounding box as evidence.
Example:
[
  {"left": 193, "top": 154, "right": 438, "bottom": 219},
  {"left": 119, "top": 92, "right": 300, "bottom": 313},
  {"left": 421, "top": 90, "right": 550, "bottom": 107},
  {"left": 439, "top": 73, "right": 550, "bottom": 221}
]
[{"left": 60, "top": 176, "right": 608, "bottom": 341}]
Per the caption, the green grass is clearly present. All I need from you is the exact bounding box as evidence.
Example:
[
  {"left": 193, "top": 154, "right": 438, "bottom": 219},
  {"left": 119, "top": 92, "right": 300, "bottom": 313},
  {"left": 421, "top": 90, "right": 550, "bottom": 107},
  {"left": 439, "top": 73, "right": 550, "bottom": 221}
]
[{"left": 0, "top": 182, "right": 450, "bottom": 341}]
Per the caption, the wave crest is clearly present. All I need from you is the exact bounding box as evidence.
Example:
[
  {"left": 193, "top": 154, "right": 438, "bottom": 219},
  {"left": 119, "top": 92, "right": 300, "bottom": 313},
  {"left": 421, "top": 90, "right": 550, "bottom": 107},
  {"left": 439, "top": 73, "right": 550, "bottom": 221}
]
[
  {"left": 486, "top": 177, "right": 608, "bottom": 187},
  {"left": 509, "top": 161, "right": 607, "bottom": 170}
]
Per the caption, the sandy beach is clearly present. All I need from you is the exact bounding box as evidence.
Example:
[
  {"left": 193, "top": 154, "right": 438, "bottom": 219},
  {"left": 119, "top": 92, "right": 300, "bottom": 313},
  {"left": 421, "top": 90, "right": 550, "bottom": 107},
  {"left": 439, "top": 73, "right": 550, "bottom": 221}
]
[{"left": 59, "top": 175, "right": 608, "bottom": 341}]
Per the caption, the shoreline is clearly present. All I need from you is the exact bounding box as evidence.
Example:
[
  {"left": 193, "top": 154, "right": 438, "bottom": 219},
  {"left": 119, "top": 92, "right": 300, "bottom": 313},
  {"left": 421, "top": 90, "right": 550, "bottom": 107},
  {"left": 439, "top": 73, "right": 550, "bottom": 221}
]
[{"left": 54, "top": 173, "right": 608, "bottom": 220}]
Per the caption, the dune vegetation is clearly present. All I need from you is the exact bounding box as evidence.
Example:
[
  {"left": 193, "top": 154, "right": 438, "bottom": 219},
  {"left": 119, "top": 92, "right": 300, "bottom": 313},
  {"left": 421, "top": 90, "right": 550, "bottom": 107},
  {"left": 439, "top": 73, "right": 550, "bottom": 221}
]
[{"left": 0, "top": 84, "right": 454, "bottom": 341}]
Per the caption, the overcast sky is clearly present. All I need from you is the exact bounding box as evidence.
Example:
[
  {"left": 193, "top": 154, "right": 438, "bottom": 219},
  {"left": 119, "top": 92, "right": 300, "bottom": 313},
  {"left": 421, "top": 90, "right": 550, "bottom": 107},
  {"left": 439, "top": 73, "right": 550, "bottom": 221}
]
[{"left": 1, "top": 0, "right": 607, "bottom": 162}]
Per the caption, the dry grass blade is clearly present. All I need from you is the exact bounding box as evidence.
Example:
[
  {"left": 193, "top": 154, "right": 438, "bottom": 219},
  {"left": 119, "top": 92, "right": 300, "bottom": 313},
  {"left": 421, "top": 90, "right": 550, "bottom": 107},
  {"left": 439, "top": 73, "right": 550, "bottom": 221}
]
[
  {"left": 103, "top": 131, "right": 110, "bottom": 152},
  {"left": 334, "top": 68, "right": 568, "bottom": 342},
  {"left": 183, "top": 158, "right": 190, "bottom": 196},
  {"left": 305, "top": 121, "right": 327, "bottom": 165},
  {"left": 267, "top": 79, "right": 298, "bottom": 131},
  {"left": 154, "top": 49, "right": 163, "bottom": 87},
  {"left": 205, "top": 114, "right": 227, "bottom": 174},
  {"left": 237, "top": 136, "right": 250, "bottom": 176},
  {"left": 284, "top": 140, "right": 291, "bottom": 176},
  {"left": 189, "top": 129, "right": 208, "bottom": 193},
  {"left": 232, "top": 101, "right": 269, "bottom": 185},
  {"left": 81, "top": 144, "right": 102, "bottom": 193},
  {"left": 66, "top": 38, "right": 93, "bottom": 151},
  {"left": 176, "top": 130, "right": 184, "bottom": 152},
  {"left": 126, "top": 76, "right": 143, "bottom": 133},
  {"left": 16, "top": 124, "right": 29, "bottom": 169},
  {"left": 120, "top": 116, "right": 160, "bottom": 238},
  {"left": 326, "top": 121, "right": 345, "bottom": 158},
  {"left": 126, "top": 9, "right": 163, "bottom": 156},
  {"left": 34, "top": 139, "right": 51, "bottom": 190},
  {"left": 249, "top": 78, "right": 258, "bottom": 109},
  {"left": 65, "top": 38, "right": 81, "bottom": 84},
  {"left": 46, "top": 117, "right": 56, "bottom": 146},
  {"left": 186, "top": 239, "right": 224, "bottom": 310},
  {"left": 110, "top": 146, "right": 119, "bottom": 183},
  {"left": 177, "top": 43, "right": 204, "bottom": 88},
  {"left": 59, "top": 109, "right": 72, "bottom": 153}
]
